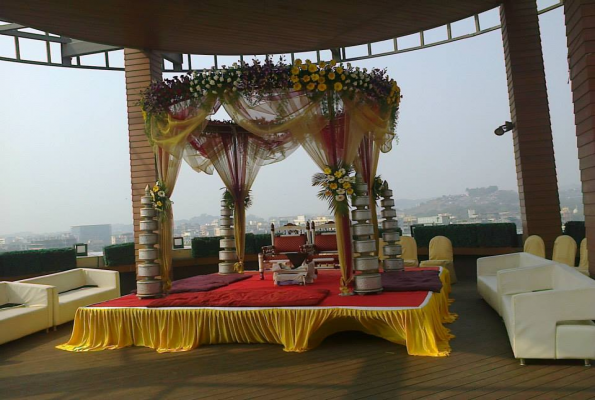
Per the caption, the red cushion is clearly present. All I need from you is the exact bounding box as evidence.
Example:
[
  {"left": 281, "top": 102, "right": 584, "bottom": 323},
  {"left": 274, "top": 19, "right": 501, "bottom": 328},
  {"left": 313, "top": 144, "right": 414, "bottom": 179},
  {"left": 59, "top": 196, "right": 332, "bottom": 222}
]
[
  {"left": 315, "top": 234, "right": 338, "bottom": 252},
  {"left": 274, "top": 235, "right": 306, "bottom": 253},
  {"left": 147, "top": 289, "right": 330, "bottom": 307}
]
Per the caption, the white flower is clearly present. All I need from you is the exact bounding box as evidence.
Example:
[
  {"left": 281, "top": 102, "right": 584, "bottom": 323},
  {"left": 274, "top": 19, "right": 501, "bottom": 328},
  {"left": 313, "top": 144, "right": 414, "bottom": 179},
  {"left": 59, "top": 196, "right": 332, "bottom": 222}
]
[
  {"left": 227, "top": 78, "right": 232, "bottom": 83},
  {"left": 213, "top": 76, "right": 219, "bottom": 81},
  {"left": 351, "top": 73, "right": 356, "bottom": 78},
  {"left": 339, "top": 168, "right": 346, "bottom": 174},
  {"left": 328, "top": 176, "right": 335, "bottom": 181},
  {"left": 359, "top": 80, "right": 363, "bottom": 85},
  {"left": 335, "top": 195, "right": 345, "bottom": 201},
  {"left": 236, "top": 71, "right": 241, "bottom": 76},
  {"left": 212, "top": 90, "right": 217, "bottom": 94},
  {"left": 190, "top": 86, "right": 194, "bottom": 92},
  {"left": 205, "top": 84, "right": 211, "bottom": 88},
  {"left": 158, "top": 191, "right": 165, "bottom": 197},
  {"left": 209, "top": 80, "right": 215, "bottom": 85},
  {"left": 338, "top": 178, "right": 344, "bottom": 183},
  {"left": 202, "top": 90, "right": 208, "bottom": 95},
  {"left": 337, "top": 189, "right": 345, "bottom": 195},
  {"left": 217, "top": 83, "right": 222, "bottom": 87},
  {"left": 232, "top": 87, "right": 237, "bottom": 91},
  {"left": 232, "top": 62, "right": 238, "bottom": 67},
  {"left": 347, "top": 63, "right": 352, "bottom": 68},
  {"left": 355, "top": 67, "right": 360, "bottom": 71}
]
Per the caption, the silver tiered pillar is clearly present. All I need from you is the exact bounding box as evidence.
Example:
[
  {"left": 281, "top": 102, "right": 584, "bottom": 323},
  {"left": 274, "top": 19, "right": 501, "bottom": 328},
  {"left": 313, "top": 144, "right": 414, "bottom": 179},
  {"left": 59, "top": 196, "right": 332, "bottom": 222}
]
[
  {"left": 219, "top": 200, "right": 237, "bottom": 274},
  {"left": 352, "top": 176, "right": 383, "bottom": 294},
  {"left": 381, "top": 183, "right": 404, "bottom": 271},
  {"left": 136, "top": 185, "right": 162, "bottom": 298}
]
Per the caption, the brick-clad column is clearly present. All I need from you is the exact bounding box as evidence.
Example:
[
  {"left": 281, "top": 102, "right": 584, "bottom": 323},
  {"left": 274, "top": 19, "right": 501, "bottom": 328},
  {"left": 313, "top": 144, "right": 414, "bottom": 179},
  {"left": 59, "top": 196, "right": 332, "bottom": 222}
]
[
  {"left": 124, "top": 49, "right": 162, "bottom": 262},
  {"left": 500, "top": 0, "right": 562, "bottom": 256},
  {"left": 565, "top": 0, "right": 595, "bottom": 276}
]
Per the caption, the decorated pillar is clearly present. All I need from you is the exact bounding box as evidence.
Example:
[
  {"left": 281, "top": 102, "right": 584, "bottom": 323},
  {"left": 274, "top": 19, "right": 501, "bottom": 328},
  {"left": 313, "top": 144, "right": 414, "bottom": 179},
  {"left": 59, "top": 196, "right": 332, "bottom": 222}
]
[
  {"left": 381, "top": 183, "right": 404, "bottom": 271},
  {"left": 219, "top": 200, "right": 237, "bottom": 274},
  {"left": 565, "top": 0, "right": 595, "bottom": 276},
  {"left": 124, "top": 49, "right": 162, "bottom": 263},
  {"left": 500, "top": 0, "right": 562, "bottom": 255},
  {"left": 136, "top": 186, "right": 161, "bottom": 298}
]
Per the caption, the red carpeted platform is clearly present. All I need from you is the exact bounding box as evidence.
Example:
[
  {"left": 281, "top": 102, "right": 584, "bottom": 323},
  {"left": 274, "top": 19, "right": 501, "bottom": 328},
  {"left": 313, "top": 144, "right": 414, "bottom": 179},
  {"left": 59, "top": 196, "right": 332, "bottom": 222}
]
[
  {"left": 96, "top": 269, "right": 431, "bottom": 309},
  {"left": 58, "top": 268, "right": 457, "bottom": 356}
]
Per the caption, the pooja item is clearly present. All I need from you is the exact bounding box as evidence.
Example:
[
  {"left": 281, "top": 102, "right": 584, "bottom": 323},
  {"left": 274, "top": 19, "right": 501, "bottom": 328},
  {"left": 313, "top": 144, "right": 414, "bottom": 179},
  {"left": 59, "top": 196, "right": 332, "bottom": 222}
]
[
  {"left": 352, "top": 176, "right": 382, "bottom": 294},
  {"left": 136, "top": 186, "right": 162, "bottom": 298}
]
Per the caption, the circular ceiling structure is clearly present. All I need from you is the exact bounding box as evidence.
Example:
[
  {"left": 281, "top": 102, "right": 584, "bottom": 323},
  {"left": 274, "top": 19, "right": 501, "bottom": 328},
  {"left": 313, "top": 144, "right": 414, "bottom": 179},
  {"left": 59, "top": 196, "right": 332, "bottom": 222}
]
[{"left": 0, "top": 0, "right": 501, "bottom": 55}]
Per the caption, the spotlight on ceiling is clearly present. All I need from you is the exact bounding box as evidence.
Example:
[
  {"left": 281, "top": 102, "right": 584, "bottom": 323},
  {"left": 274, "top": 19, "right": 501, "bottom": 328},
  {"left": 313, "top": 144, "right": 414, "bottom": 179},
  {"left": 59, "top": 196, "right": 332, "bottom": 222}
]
[{"left": 494, "top": 121, "right": 515, "bottom": 136}]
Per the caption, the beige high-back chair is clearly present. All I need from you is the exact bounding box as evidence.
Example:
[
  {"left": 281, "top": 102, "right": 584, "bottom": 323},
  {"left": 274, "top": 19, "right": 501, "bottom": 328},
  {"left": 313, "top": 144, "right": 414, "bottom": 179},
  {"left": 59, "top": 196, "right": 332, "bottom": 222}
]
[
  {"left": 420, "top": 236, "right": 457, "bottom": 283},
  {"left": 524, "top": 235, "right": 545, "bottom": 258},
  {"left": 578, "top": 238, "right": 589, "bottom": 275},
  {"left": 400, "top": 236, "right": 419, "bottom": 267},
  {"left": 552, "top": 235, "right": 577, "bottom": 267}
]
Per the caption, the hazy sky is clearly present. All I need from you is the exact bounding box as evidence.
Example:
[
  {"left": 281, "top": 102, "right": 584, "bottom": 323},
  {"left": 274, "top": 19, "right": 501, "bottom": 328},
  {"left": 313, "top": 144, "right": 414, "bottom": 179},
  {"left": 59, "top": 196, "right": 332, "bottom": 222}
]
[{"left": 0, "top": 6, "right": 580, "bottom": 235}]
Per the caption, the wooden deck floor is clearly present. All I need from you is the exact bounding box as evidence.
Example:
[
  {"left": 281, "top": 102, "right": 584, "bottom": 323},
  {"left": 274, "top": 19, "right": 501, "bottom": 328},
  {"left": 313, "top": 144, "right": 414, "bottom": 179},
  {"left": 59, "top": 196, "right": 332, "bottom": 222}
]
[{"left": 1, "top": 277, "right": 594, "bottom": 400}]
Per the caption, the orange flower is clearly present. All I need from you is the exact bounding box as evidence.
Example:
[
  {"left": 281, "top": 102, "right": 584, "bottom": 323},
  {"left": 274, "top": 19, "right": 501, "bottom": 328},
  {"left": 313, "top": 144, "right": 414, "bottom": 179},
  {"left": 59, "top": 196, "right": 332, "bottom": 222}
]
[
  {"left": 328, "top": 72, "right": 336, "bottom": 80},
  {"left": 291, "top": 66, "right": 300, "bottom": 75},
  {"left": 318, "top": 76, "right": 326, "bottom": 83},
  {"left": 307, "top": 82, "right": 316, "bottom": 91},
  {"left": 334, "top": 82, "right": 343, "bottom": 91},
  {"left": 308, "top": 63, "right": 318, "bottom": 73},
  {"left": 290, "top": 75, "right": 299, "bottom": 83},
  {"left": 318, "top": 83, "right": 327, "bottom": 91},
  {"left": 293, "top": 82, "right": 302, "bottom": 91},
  {"left": 330, "top": 59, "right": 337, "bottom": 67},
  {"left": 336, "top": 66, "right": 343, "bottom": 74},
  {"left": 300, "top": 64, "right": 308, "bottom": 70},
  {"left": 310, "top": 73, "right": 319, "bottom": 82}
]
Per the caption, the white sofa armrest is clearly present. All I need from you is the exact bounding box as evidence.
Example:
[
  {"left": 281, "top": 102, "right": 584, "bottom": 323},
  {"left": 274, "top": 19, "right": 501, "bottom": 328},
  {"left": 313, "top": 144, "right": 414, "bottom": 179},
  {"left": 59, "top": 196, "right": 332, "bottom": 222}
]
[
  {"left": 497, "top": 264, "right": 555, "bottom": 296},
  {"left": 510, "top": 288, "right": 595, "bottom": 359},
  {"left": 82, "top": 269, "right": 120, "bottom": 291},
  {"left": 5, "top": 282, "right": 54, "bottom": 329},
  {"left": 477, "top": 252, "right": 550, "bottom": 276}
]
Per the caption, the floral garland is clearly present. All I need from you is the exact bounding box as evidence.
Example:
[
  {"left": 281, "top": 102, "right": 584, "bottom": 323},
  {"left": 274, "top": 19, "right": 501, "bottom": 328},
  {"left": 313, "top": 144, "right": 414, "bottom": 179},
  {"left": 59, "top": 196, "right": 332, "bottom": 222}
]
[
  {"left": 312, "top": 163, "right": 355, "bottom": 215},
  {"left": 371, "top": 176, "right": 387, "bottom": 200},
  {"left": 140, "top": 58, "right": 401, "bottom": 123},
  {"left": 222, "top": 189, "right": 252, "bottom": 210},
  {"left": 151, "top": 180, "right": 172, "bottom": 213}
]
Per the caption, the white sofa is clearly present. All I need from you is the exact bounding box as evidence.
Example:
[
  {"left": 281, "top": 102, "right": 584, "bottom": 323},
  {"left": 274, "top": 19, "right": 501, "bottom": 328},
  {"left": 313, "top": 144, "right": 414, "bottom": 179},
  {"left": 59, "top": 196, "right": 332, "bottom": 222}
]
[
  {"left": 20, "top": 268, "right": 120, "bottom": 326},
  {"left": 0, "top": 281, "right": 54, "bottom": 345},
  {"left": 477, "top": 252, "right": 556, "bottom": 315}
]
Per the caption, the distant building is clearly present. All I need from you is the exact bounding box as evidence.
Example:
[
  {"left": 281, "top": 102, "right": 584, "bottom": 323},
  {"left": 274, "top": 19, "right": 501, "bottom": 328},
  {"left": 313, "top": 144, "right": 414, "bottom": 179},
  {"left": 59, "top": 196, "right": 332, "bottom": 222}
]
[
  {"left": 111, "top": 232, "right": 134, "bottom": 244},
  {"left": 417, "top": 215, "right": 451, "bottom": 225},
  {"left": 28, "top": 234, "right": 77, "bottom": 250},
  {"left": 71, "top": 224, "right": 112, "bottom": 252}
]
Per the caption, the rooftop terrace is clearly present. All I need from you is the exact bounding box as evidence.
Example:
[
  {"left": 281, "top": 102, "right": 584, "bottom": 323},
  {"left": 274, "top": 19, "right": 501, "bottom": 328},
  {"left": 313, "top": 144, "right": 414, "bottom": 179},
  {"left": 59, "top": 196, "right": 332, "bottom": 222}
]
[{"left": 2, "top": 276, "right": 593, "bottom": 399}]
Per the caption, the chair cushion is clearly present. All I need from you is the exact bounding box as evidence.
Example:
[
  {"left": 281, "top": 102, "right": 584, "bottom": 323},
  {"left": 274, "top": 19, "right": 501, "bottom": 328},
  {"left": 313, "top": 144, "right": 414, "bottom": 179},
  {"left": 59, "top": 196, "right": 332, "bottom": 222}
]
[
  {"left": 315, "top": 234, "right": 337, "bottom": 252},
  {"left": 477, "top": 275, "right": 500, "bottom": 314},
  {"left": 274, "top": 235, "right": 306, "bottom": 253}
]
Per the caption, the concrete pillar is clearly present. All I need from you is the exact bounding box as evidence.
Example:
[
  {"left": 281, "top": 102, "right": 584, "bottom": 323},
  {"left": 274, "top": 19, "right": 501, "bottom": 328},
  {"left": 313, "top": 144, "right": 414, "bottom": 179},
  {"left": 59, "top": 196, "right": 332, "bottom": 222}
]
[
  {"left": 565, "top": 0, "right": 595, "bottom": 275},
  {"left": 500, "top": 0, "right": 562, "bottom": 256},
  {"left": 124, "top": 49, "right": 162, "bottom": 261}
]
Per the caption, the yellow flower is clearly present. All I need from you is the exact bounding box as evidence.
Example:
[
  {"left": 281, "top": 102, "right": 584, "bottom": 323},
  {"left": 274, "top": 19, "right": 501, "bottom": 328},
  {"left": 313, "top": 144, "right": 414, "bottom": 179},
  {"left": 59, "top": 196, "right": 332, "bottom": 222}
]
[
  {"left": 308, "top": 63, "right": 318, "bottom": 73},
  {"left": 310, "top": 73, "right": 319, "bottom": 82},
  {"left": 325, "top": 190, "right": 332, "bottom": 196},
  {"left": 300, "top": 64, "right": 308, "bottom": 70},
  {"left": 346, "top": 188, "right": 354, "bottom": 195},
  {"left": 336, "top": 66, "right": 343, "bottom": 74},
  {"left": 156, "top": 201, "right": 163, "bottom": 207},
  {"left": 302, "top": 75, "right": 311, "bottom": 82},
  {"left": 319, "top": 69, "right": 325, "bottom": 76},
  {"left": 319, "top": 61, "right": 327, "bottom": 68},
  {"left": 330, "top": 59, "right": 337, "bottom": 67},
  {"left": 318, "top": 76, "right": 326, "bottom": 83},
  {"left": 341, "top": 74, "right": 346, "bottom": 81},
  {"left": 291, "top": 66, "right": 299, "bottom": 75},
  {"left": 290, "top": 75, "right": 299, "bottom": 83},
  {"left": 152, "top": 185, "right": 159, "bottom": 192},
  {"left": 334, "top": 82, "right": 343, "bottom": 91},
  {"left": 318, "top": 83, "right": 327, "bottom": 91},
  {"left": 329, "top": 183, "right": 338, "bottom": 190},
  {"left": 328, "top": 72, "right": 336, "bottom": 80},
  {"left": 323, "top": 167, "right": 332, "bottom": 174},
  {"left": 343, "top": 182, "right": 351, "bottom": 189},
  {"left": 293, "top": 82, "right": 302, "bottom": 91},
  {"left": 295, "top": 58, "right": 302, "bottom": 65},
  {"left": 307, "top": 82, "right": 316, "bottom": 91},
  {"left": 334, "top": 170, "right": 343, "bottom": 178}
]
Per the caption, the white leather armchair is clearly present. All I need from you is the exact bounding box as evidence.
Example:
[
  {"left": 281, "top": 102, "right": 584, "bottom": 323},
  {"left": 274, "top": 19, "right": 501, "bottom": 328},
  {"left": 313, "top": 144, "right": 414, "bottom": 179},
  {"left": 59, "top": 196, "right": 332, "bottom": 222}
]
[
  {"left": 20, "top": 268, "right": 120, "bottom": 326},
  {"left": 0, "top": 281, "right": 54, "bottom": 345},
  {"left": 497, "top": 263, "right": 595, "bottom": 365},
  {"left": 477, "top": 252, "right": 555, "bottom": 315}
]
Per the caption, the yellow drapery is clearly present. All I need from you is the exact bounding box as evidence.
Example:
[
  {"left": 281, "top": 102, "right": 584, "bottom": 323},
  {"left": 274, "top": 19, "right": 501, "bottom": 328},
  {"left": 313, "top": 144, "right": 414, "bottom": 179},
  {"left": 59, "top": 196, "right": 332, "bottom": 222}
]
[{"left": 57, "top": 270, "right": 455, "bottom": 356}]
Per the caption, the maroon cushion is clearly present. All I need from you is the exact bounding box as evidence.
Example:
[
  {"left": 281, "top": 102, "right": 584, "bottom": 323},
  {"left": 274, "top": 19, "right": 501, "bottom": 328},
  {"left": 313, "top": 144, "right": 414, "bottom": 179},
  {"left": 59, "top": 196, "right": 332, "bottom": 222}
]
[
  {"left": 147, "top": 289, "right": 330, "bottom": 307},
  {"left": 274, "top": 235, "right": 306, "bottom": 253},
  {"left": 315, "top": 234, "right": 337, "bottom": 252}
]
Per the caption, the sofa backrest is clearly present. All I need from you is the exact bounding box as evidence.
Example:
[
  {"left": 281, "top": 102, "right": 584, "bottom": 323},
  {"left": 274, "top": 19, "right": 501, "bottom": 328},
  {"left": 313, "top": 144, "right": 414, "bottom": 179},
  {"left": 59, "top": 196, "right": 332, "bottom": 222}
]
[
  {"left": 552, "top": 263, "right": 595, "bottom": 290},
  {"left": 0, "top": 283, "right": 8, "bottom": 305},
  {"left": 20, "top": 269, "right": 85, "bottom": 294},
  {"left": 518, "top": 252, "right": 552, "bottom": 267}
]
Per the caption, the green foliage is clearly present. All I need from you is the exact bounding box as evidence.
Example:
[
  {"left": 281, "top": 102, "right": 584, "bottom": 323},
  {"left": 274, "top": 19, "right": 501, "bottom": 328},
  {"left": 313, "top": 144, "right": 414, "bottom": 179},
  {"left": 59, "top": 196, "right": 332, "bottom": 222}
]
[
  {"left": 412, "top": 223, "right": 518, "bottom": 248},
  {"left": 222, "top": 189, "right": 253, "bottom": 210},
  {"left": 103, "top": 242, "right": 135, "bottom": 266},
  {"left": 192, "top": 234, "right": 272, "bottom": 258},
  {"left": 0, "top": 248, "right": 76, "bottom": 277},
  {"left": 564, "top": 221, "right": 585, "bottom": 245}
]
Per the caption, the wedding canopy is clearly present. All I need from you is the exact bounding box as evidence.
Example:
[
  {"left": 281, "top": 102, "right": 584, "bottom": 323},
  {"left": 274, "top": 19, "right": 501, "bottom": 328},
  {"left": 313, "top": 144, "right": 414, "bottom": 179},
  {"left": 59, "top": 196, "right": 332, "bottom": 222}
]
[{"left": 142, "top": 58, "right": 401, "bottom": 293}]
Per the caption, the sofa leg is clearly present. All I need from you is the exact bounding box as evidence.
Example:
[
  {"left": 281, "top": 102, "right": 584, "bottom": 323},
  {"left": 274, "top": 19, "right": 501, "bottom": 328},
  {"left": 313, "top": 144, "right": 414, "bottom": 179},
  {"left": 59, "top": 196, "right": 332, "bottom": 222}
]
[
  {"left": 585, "top": 359, "right": 591, "bottom": 367},
  {"left": 519, "top": 358, "right": 526, "bottom": 366}
]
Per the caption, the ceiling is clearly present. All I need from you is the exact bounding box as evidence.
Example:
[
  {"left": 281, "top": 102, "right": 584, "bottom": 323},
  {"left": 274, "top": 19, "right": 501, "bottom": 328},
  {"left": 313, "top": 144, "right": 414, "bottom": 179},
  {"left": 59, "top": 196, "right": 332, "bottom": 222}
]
[{"left": 0, "top": 0, "right": 502, "bottom": 55}]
